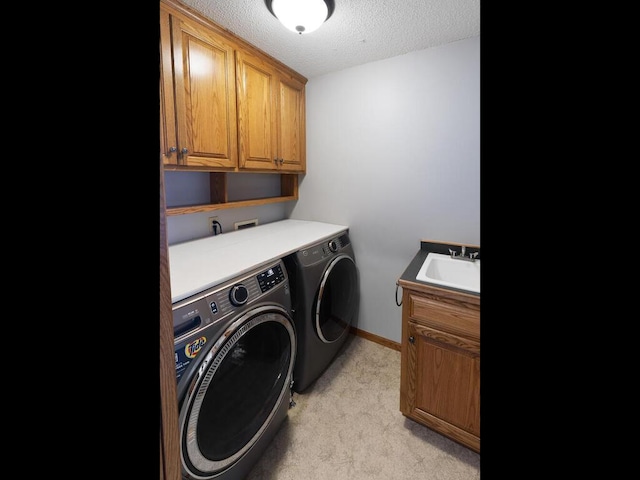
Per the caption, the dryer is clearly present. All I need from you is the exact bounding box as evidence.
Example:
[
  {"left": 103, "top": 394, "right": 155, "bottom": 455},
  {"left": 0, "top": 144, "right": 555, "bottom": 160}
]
[
  {"left": 172, "top": 259, "right": 295, "bottom": 480},
  {"left": 284, "top": 231, "right": 359, "bottom": 393}
]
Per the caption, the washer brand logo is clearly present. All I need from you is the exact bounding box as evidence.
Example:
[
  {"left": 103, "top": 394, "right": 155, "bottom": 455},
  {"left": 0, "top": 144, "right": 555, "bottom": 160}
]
[{"left": 185, "top": 337, "right": 207, "bottom": 358}]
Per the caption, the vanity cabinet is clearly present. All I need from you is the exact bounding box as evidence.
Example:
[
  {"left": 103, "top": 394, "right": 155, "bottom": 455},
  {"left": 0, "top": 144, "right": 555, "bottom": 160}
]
[
  {"left": 398, "top": 282, "right": 480, "bottom": 453},
  {"left": 236, "top": 49, "right": 306, "bottom": 172},
  {"left": 160, "top": 7, "right": 238, "bottom": 169}
]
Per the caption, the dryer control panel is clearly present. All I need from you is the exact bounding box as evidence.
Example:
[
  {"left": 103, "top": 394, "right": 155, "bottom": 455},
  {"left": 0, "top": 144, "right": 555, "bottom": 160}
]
[{"left": 296, "top": 232, "right": 351, "bottom": 267}]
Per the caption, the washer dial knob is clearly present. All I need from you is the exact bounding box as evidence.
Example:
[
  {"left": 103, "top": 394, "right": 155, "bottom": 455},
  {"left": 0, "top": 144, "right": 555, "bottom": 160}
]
[
  {"left": 229, "top": 284, "right": 249, "bottom": 306},
  {"left": 328, "top": 240, "right": 338, "bottom": 252}
]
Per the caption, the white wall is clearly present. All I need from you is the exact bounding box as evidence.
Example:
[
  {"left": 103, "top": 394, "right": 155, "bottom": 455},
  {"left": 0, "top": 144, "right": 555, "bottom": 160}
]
[{"left": 286, "top": 36, "right": 480, "bottom": 343}]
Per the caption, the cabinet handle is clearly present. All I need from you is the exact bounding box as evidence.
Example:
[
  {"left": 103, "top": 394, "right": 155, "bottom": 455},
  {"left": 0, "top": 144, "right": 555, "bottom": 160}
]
[
  {"left": 168, "top": 146, "right": 177, "bottom": 154},
  {"left": 409, "top": 336, "right": 415, "bottom": 344},
  {"left": 181, "top": 147, "right": 188, "bottom": 154},
  {"left": 279, "top": 158, "right": 284, "bottom": 165}
]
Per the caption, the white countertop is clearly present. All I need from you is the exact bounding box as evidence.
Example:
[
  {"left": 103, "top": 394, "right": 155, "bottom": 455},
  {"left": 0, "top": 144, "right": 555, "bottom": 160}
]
[{"left": 168, "top": 219, "right": 349, "bottom": 304}]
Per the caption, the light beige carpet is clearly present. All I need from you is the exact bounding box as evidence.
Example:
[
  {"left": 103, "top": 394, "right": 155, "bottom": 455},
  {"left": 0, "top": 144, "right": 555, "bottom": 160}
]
[{"left": 246, "top": 334, "right": 480, "bottom": 479}]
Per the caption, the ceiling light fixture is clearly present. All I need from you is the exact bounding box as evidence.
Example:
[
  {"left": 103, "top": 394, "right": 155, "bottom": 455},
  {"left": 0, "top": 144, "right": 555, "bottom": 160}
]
[{"left": 265, "top": 0, "right": 335, "bottom": 35}]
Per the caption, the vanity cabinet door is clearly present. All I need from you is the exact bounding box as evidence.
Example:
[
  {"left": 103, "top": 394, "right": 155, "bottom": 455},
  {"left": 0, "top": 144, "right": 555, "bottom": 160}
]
[{"left": 404, "top": 321, "right": 480, "bottom": 436}]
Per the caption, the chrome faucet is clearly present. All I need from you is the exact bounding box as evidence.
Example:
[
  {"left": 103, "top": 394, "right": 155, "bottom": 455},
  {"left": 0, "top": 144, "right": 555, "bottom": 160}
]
[{"left": 449, "top": 247, "right": 479, "bottom": 262}]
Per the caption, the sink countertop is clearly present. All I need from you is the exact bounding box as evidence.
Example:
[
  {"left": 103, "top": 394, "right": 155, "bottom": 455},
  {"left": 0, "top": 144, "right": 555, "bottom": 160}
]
[
  {"left": 169, "top": 219, "right": 349, "bottom": 304},
  {"left": 398, "top": 240, "right": 480, "bottom": 297}
]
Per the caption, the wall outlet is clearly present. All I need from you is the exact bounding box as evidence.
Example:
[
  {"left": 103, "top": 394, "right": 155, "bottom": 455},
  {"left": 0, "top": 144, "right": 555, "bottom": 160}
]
[{"left": 208, "top": 216, "right": 219, "bottom": 235}]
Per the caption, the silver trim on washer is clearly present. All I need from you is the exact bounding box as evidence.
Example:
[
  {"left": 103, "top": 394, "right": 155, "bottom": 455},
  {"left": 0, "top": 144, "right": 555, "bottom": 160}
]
[{"left": 180, "top": 305, "right": 296, "bottom": 479}]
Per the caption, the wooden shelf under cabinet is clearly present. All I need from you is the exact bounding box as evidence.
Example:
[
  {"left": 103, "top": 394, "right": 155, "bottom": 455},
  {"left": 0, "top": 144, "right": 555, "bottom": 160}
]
[{"left": 164, "top": 172, "right": 298, "bottom": 216}]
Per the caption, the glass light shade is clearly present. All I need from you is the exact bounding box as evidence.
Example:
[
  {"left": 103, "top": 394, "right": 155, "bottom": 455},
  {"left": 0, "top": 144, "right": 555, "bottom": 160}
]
[{"left": 272, "top": 0, "right": 329, "bottom": 34}]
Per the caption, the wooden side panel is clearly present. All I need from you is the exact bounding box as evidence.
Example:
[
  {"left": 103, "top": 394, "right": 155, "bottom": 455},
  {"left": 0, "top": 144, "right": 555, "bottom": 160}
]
[
  {"left": 280, "top": 174, "right": 298, "bottom": 198},
  {"left": 160, "top": 159, "right": 180, "bottom": 479},
  {"left": 209, "top": 172, "right": 228, "bottom": 204},
  {"left": 399, "top": 288, "right": 413, "bottom": 414}
]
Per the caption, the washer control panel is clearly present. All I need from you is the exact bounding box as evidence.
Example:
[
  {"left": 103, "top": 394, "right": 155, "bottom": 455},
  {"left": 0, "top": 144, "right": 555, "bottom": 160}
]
[
  {"left": 172, "top": 260, "right": 288, "bottom": 340},
  {"left": 257, "top": 263, "right": 286, "bottom": 292}
]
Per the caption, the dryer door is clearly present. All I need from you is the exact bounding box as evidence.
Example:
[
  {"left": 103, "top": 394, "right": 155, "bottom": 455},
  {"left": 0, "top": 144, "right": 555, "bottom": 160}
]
[
  {"left": 315, "top": 254, "right": 359, "bottom": 343},
  {"left": 179, "top": 306, "right": 296, "bottom": 479}
]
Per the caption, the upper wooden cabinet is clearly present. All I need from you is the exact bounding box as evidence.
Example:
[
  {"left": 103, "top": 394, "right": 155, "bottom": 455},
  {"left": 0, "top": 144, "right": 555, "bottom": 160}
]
[
  {"left": 160, "top": 8, "right": 238, "bottom": 169},
  {"left": 236, "top": 49, "right": 306, "bottom": 172},
  {"left": 160, "top": 0, "right": 307, "bottom": 215},
  {"left": 160, "top": 0, "right": 306, "bottom": 175}
]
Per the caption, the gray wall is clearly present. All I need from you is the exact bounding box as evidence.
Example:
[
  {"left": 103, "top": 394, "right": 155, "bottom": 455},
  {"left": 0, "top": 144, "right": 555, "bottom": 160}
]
[
  {"left": 287, "top": 36, "right": 480, "bottom": 343},
  {"left": 165, "top": 172, "right": 288, "bottom": 245},
  {"left": 165, "top": 36, "right": 480, "bottom": 343}
]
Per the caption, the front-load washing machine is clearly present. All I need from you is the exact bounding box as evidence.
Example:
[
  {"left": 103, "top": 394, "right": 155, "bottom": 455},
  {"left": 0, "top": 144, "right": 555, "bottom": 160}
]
[
  {"left": 283, "top": 231, "right": 359, "bottom": 393},
  {"left": 172, "top": 259, "right": 295, "bottom": 480}
]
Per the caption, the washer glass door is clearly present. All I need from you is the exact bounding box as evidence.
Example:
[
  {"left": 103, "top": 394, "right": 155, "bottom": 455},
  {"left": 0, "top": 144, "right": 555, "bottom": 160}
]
[
  {"left": 315, "top": 254, "right": 359, "bottom": 343},
  {"left": 180, "top": 307, "right": 295, "bottom": 478}
]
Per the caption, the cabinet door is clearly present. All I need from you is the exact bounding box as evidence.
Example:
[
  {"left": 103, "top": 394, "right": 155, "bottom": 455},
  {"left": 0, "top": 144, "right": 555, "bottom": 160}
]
[
  {"left": 236, "top": 50, "right": 306, "bottom": 172},
  {"left": 404, "top": 321, "right": 480, "bottom": 446},
  {"left": 276, "top": 75, "right": 306, "bottom": 172},
  {"left": 170, "top": 14, "right": 238, "bottom": 168},
  {"left": 160, "top": 9, "right": 178, "bottom": 165},
  {"left": 236, "top": 49, "right": 278, "bottom": 171}
]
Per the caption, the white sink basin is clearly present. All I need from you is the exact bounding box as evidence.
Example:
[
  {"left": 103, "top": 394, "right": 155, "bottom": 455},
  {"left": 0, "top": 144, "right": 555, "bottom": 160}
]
[{"left": 416, "top": 252, "right": 480, "bottom": 293}]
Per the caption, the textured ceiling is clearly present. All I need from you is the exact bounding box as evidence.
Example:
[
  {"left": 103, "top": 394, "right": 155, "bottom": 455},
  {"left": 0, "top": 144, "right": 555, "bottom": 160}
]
[{"left": 175, "top": 0, "right": 480, "bottom": 79}]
